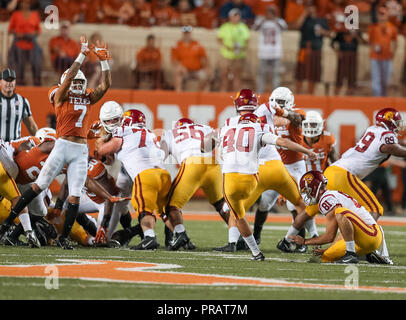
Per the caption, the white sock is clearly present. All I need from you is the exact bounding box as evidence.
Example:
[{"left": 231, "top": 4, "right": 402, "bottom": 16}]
[
  {"left": 228, "top": 227, "right": 240, "bottom": 243},
  {"left": 345, "top": 241, "right": 356, "bottom": 253},
  {"left": 174, "top": 224, "right": 185, "bottom": 233},
  {"left": 19, "top": 213, "right": 32, "bottom": 232},
  {"left": 243, "top": 235, "right": 261, "bottom": 256},
  {"left": 304, "top": 219, "right": 319, "bottom": 238},
  {"left": 144, "top": 229, "right": 156, "bottom": 238},
  {"left": 284, "top": 225, "right": 299, "bottom": 242}
]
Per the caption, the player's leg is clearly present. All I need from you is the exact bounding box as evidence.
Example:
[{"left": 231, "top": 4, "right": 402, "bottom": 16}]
[
  {"left": 253, "top": 190, "right": 280, "bottom": 244},
  {"left": 223, "top": 173, "right": 264, "bottom": 260},
  {"left": 56, "top": 142, "right": 88, "bottom": 249}
]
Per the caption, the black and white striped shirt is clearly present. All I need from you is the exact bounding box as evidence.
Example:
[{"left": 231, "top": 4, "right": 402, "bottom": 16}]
[{"left": 0, "top": 92, "right": 32, "bottom": 142}]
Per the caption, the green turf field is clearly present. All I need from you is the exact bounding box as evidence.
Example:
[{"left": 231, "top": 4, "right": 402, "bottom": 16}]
[{"left": 1, "top": 217, "right": 406, "bottom": 300}]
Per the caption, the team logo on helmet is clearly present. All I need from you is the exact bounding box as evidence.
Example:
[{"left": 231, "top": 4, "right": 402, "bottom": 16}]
[
  {"left": 303, "top": 173, "right": 314, "bottom": 185},
  {"left": 384, "top": 111, "right": 395, "bottom": 121}
]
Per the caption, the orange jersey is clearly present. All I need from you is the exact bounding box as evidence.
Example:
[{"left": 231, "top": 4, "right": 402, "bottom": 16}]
[
  {"left": 10, "top": 136, "right": 41, "bottom": 153},
  {"left": 275, "top": 108, "right": 306, "bottom": 165},
  {"left": 302, "top": 131, "right": 336, "bottom": 172},
  {"left": 86, "top": 158, "right": 107, "bottom": 204},
  {"left": 14, "top": 143, "right": 50, "bottom": 184},
  {"left": 48, "top": 86, "right": 94, "bottom": 139}
]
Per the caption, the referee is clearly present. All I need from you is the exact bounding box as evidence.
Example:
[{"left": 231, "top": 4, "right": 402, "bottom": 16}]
[{"left": 0, "top": 68, "right": 38, "bottom": 142}]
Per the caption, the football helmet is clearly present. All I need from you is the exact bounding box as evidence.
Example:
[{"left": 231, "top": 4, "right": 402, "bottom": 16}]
[
  {"left": 299, "top": 170, "right": 328, "bottom": 206},
  {"left": 375, "top": 107, "right": 403, "bottom": 134},
  {"left": 175, "top": 118, "right": 194, "bottom": 128},
  {"left": 60, "top": 69, "right": 87, "bottom": 95},
  {"left": 99, "top": 101, "right": 124, "bottom": 133},
  {"left": 122, "top": 109, "right": 146, "bottom": 128},
  {"left": 269, "top": 87, "right": 295, "bottom": 110},
  {"left": 238, "top": 113, "right": 259, "bottom": 124},
  {"left": 234, "top": 89, "right": 258, "bottom": 112},
  {"left": 35, "top": 127, "right": 57, "bottom": 143},
  {"left": 302, "top": 111, "right": 324, "bottom": 138}
]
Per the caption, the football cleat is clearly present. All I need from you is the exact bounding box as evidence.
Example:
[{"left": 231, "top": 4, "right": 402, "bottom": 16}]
[
  {"left": 3, "top": 236, "right": 25, "bottom": 246},
  {"left": 25, "top": 230, "right": 41, "bottom": 248},
  {"left": 55, "top": 237, "right": 74, "bottom": 250},
  {"left": 183, "top": 240, "right": 196, "bottom": 250},
  {"left": 164, "top": 225, "right": 173, "bottom": 248},
  {"left": 335, "top": 251, "right": 359, "bottom": 264},
  {"left": 366, "top": 251, "right": 394, "bottom": 265},
  {"left": 236, "top": 236, "right": 249, "bottom": 251},
  {"left": 213, "top": 242, "right": 237, "bottom": 252},
  {"left": 130, "top": 236, "right": 159, "bottom": 250},
  {"left": 0, "top": 222, "right": 11, "bottom": 241},
  {"left": 107, "top": 239, "right": 121, "bottom": 248},
  {"left": 251, "top": 252, "right": 265, "bottom": 261},
  {"left": 277, "top": 238, "right": 295, "bottom": 253},
  {"left": 169, "top": 231, "right": 190, "bottom": 251},
  {"left": 295, "top": 244, "right": 308, "bottom": 253}
]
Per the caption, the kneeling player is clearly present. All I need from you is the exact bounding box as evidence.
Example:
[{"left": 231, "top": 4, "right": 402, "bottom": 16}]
[{"left": 290, "top": 170, "right": 383, "bottom": 263}]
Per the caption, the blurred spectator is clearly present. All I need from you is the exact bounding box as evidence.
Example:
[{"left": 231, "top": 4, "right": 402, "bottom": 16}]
[
  {"left": 331, "top": 30, "right": 366, "bottom": 96},
  {"left": 130, "top": 0, "right": 153, "bottom": 26},
  {"left": 246, "top": 0, "right": 280, "bottom": 17},
  {"left": 284, "top": 0, "right": 305, "bottom": 26},
  {"left": 293, "top": 3, "right": 329, "bottom": 95},
  {"left": 401, "top": 10, "right": 406, "bottom": 96},
  {"left": 152, "top": 0, "right": 177, "bottom": 26},
  {"left": 0, "top": 0, "right": 18, "bottom": 22},
  {"left": 217, "top": 8, "right": 250, "bottom": 92},
  {"left": 193, "top": 0, "right": 218, "bottom": 29},
  {"left": 52, "top": 0, "right": 80, "bottom": 23},
  {"left": 171, "top": 26, "right": 211, "bottom": 91},
  {"left": 253, "top": 5, "right": 287, "bottom": 94},
  {"left": 76, "top": 0, "right": 104, "bottom": 23},
  {"left": 134, "top": 34, "right": 164, "bottom": 89},
  {"left": 102, "top": 0, "right": 135, "bottom": 24},
  {"left": 219, "top": 0, "right": 256, "bottom": 26},
  {"left": 325, "top": 0, "right": 346, "bottom": 32},
  {"left": 46, "top": 113, "right": 57, "bottom": 129},
  {"left": 173, "top": 0, "right": 197, "bottom": 26},
  {"left": 368, "top": 6, "right": 398, "bottom": 96},
  {"left": 8, "top": 0, "right": 42, "bottom": 86},
  {"left": 49, "top": 21, "right": 80, "bottom": 75}
]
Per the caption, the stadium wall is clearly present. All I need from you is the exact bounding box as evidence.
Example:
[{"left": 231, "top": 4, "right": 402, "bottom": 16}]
[{"left": 16, "top": 87, "right": 406, "bottom": 202}]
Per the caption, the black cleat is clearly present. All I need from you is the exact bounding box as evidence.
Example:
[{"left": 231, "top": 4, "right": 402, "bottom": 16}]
[
  {"left": 295, "top": 244, "right": 308, "bottom": 253},
  {"left": 366, "top": 251, "right": 394, "bottom": 265},
  {"left": 183, "top": 240, "right": 196, "bottom": 250},
  {"left": 56, "top": 237, "right": 74, "bottom": 250},
  {"left": 3, "top": 236, "right": 25, "bottom": 246},
  {"left": 108, "top": 239, "right": 121, "bottom": 248},
  {"left": 169, "top": 231, "right": 190, "bottom": 251},
  {"left": 236, "top": 236, "right": 249, "bottom": 251},
  {"left": 277, "top": 238, "right": 295, "bottom": 253},
  {"left": 335, "top": 251, "right": 359, "bottom": 264},
  {"left": 164, "top": 225, "right": 173, "bottom": 248},
  {"left": 252, "top": 252, "right": 265, "bottom": 261},
  {"left": 0, "top": 222, "right": 11, "bottom": 241},
  {"left": 25, "top": 230, "right": 41, "bottom": 248},
  {"left": 130, "top": 236, "right": 159, "bottom": 250},
  {"left": 213, "top": 242, "right": 237, "bottom": 252}
]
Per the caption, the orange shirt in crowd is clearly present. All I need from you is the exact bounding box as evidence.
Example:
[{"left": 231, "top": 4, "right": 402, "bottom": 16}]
[
  {"left": 77, "top": 0, "right": 103, "bottom": 23},
  {"left": 136, "top": 47, "right": 162, "bottom": 68},
  {"left": 246, "top": 0, "right": 280, "bottom": 16},
  {"left": 49, "top": 36, "right": 80, "bottom": 64},
  {"left": 8, "top": 10, "right": 41, "bottom": 50},
  {"left": 131, "top": 1, "right": 153, "bottom": 26},
  {"left": 284, "top": 0, "right": 305, "bottom": 24},
  {"left": 193, "top": 6, "right": 218, "bottom": 29},
  {"left": 368, "top": 22, "right": 398, "bottom": 60},
  {"left": 53, "top": 0, "right": 80, "bottom": 23},
  {"left": 102, "top": 0, "right": 133, "bottom": 24},
  {"left": 172, "top": 11, "right": 197, "bottom": 26},
  {"left": 171, "top": 40, "right": 207, "bottom": 71},
  {"left": 152, "top": 5, "right": 177, "bottom": 26}
]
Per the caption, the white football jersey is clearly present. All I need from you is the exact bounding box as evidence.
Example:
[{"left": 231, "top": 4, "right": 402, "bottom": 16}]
[
  {"left": 224, "top": 104, "right": 281, "bottom": 164},
  {"left": 162, "top": 124, "right": 215, "bottom": 163},
  {"left": 257, "top": 18, "right": 287, "bottom": 60},
  {"left": 112, "top": 126, "right": 165, "bottom": 180},
  {"left": 318, "top": 190, "right": 376, "bottom": 226},
  {"left": 220, "top": 121, "right": 274, "bottom": 174},
  {"left": 332, "top": 125, "right": 397, "bottom": 179}
]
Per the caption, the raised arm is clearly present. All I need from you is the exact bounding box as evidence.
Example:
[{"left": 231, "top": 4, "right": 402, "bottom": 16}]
[
  {"left": 89, "top": 40, "right": 112, "bottom": 105},
  {"left": 262, "top": 133, "right": 318, "bottom": 160}
]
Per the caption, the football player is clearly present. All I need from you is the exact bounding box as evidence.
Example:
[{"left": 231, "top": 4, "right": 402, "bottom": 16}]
[
  {"left": 160, "top": 117, "right": 228, "bottom": 248},
  {"left": 0, "top": 36, "right": 112, "bottom": 249},
  {"left": 97, "top": 104, "right": 193, "bottom": 250},
  {"left": 290, "top": 170, "right": 384, "bottom": 264},
  {"left": 281, "top": 107, "right": 406, "bottom": 264},
  {"left": 213, "top": 112, "right": 317, "bottom": 260},
  {"left": 212, "top": 88, "right": 315, "bottom": 252}
]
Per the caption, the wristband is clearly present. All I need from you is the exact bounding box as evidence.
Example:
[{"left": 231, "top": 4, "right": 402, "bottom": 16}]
[
  {"left": 101, "top": 60, "right": 110, "bottom": 71},
  {"left": 281, "top": 109, "right": 289, "bottom": 118},
  {"left": 75, "top": 53, "right": 86, "bottom": 65}
]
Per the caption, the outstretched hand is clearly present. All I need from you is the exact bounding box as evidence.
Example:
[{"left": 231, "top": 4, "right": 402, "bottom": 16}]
[
  {"left": 93, "top": 40, "right": 110, "bottom": 61},
  {"left": 80, "top": 35, "right": 92, "bottom": 56}
]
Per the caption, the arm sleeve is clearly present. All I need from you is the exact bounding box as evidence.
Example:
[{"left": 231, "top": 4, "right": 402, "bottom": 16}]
[{"left": 261, "top": 132, "right": 279, "bottom": 146}]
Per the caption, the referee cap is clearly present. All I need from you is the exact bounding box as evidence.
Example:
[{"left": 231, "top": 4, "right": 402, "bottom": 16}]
[{"left": 1, "top": 69, "right": 16, "bottom": 81}]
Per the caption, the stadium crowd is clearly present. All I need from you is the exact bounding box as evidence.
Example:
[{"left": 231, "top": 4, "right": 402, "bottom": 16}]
[{"left": 1, "top": 0, "right": 406, "bottom": 95}]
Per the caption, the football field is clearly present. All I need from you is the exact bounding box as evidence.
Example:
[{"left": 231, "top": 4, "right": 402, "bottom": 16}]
[{"left": 1, "top": 212, "right": 406, "bottom": 301}]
